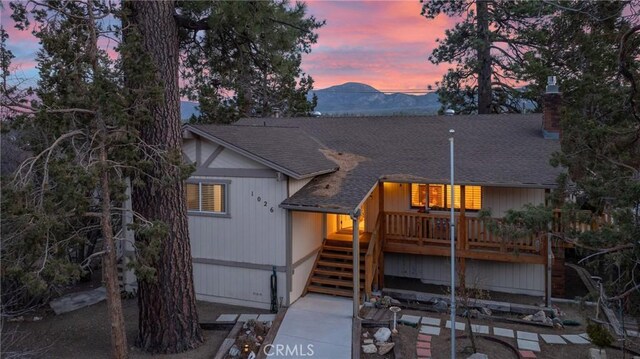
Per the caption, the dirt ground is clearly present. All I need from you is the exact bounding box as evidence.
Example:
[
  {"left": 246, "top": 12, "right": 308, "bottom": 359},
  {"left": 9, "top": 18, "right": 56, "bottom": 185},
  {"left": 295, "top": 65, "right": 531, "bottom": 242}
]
[
  {"left": 361, "top": 325, "right": 417, "bottom": 359},
  {"left": 2, "top": 298, "right": 270, "bottom": 359},
  {"left": 388, "top": 306, "right": 640, "bottom": 359}
]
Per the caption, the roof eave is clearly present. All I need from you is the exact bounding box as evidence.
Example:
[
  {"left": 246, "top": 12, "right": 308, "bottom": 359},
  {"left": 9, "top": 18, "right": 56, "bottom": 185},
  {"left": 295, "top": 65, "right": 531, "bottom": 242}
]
[{"left": 184, "top": 125, "right": 335, "bottom": 180}]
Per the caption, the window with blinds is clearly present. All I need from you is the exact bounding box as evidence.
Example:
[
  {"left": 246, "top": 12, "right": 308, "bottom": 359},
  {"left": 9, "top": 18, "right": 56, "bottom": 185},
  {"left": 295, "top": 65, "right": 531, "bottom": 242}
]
[
  {"left": 410, "top": 183, "right": 482, "bottom": 210},
  {"left": 186, "top": 182, "right": 227, "bottom": 214}
]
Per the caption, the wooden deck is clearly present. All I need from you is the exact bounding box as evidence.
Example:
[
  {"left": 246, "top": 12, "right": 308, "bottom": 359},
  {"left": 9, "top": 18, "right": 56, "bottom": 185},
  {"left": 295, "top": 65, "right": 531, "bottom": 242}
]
[{"left": 382, "top": 211, "right": 547, "bottom": 264}]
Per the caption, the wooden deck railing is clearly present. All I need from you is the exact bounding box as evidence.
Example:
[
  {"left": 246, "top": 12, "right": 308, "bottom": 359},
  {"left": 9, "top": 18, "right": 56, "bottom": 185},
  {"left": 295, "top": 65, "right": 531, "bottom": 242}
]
[
  {"left": 364, "top": 213, "right": 383, "bottom": 299},
  {"left": 383, "top": 211, "right": 545, "bottom": 263}
]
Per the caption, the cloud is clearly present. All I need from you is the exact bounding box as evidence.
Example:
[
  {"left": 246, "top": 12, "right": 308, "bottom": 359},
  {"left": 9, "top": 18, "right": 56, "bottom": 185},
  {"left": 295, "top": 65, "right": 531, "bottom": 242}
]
[{"left": 304, "top": 0, "right": 458, "bottom": 91}]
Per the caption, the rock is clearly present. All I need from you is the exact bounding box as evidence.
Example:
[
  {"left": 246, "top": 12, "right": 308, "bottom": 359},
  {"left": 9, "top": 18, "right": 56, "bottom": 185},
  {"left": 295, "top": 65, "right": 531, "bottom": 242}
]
[
  {"left": 374, "top": 327, "right": 392, "bottom": 342},
  {"left": 8, "top": 316, "right": 24, "bottom": 322},
  {"left": 434, "top": 300, "right": 448, "bottom": 313},
  {"left": 362, "top": 332, "right": 370, "bottom": 338},
  {"left": 589, "top": 348, "right": 607, "bottom": 359},
  {"left": 229, "top": 345, "right": 240, "bottom": 357},
  {"left": 468, "top": 309, "right": 480, "bottom": 318},
  {"left": 363, "top": 301, "right": 374, "bottom": 307},
  {"left": 467, "top": 354, "right": 489, "bottom": 359},
  {"left": 378, "top": 342, "right": 395, "bottom": 355},
  {"left": 390, "top": 298, "right": 401, "bottom": 305},
  {"left": 552, "top": 317, "right": 564, "bottom": 328},
  {"left": 480, "top": 307, "right": 492, "bottom": 316},
  {"left": 532, "top": 310, "right": 547, "bottom": 323},
  {"left": 522, "top": 314, "right": 533, "bottom": 321},
  {"left": 363, "top": 339, "right": 374, "bottom": 344},
  {"left": 362, "top": 344, "right": 377, "bottom": 354},
  {"left": 33, "top": 316, "right": 42, "bottom": 321}
]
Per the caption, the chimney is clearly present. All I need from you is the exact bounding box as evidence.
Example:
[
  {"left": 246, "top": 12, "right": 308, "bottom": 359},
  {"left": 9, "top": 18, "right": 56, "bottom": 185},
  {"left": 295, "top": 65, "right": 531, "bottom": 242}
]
[{"left": 542, "top": 76, "right": 561, "bottom": 139}]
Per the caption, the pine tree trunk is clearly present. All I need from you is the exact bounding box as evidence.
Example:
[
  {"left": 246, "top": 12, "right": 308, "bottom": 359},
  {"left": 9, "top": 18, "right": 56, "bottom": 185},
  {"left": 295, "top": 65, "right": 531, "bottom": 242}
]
[
  {"left": 125, "top": 0, "right": 203, "bottom": 353},
  {"left": 100, "top": 145, "right": 129, "bottom": 359},
  {"left": 476, "top": 0, "right": 492, "bottom": 114}
]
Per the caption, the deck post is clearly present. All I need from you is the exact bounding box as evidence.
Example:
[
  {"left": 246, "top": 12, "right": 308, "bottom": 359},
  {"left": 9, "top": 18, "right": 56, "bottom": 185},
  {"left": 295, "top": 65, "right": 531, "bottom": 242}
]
[
  {"left": 459, "top": 185, "right": 466, "bottom": 289},
  {"left": 351, "top": 209, "right": 361, "bottom": 318}
]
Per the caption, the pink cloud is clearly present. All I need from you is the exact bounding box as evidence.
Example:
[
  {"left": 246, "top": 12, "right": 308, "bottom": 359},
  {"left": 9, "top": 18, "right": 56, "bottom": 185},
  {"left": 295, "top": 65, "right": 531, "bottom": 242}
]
[{"left": 304, "top": 0, "right": 458, "bottom": 91}]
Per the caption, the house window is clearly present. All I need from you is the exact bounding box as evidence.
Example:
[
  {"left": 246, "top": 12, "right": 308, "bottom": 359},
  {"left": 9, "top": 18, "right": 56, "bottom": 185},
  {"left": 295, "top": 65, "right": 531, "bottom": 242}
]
[
  {"left": 186, "top": 182, "right": 227, "bottom": 214},
  {"left": 410, "top": 183, "right": 482, "bottom": 210}
]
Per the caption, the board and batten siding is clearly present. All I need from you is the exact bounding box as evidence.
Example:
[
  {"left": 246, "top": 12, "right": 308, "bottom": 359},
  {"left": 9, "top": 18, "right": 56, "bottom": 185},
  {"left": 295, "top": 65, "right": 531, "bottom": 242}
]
[
  {"left": 290, "top": 211, "right": 323, "bottom": 303},
  {"left": 185, "top": 134, "right": 290, "bottom": 308},
  {"left": 384, "top": 254, "right": 544, "bottom": 296}
]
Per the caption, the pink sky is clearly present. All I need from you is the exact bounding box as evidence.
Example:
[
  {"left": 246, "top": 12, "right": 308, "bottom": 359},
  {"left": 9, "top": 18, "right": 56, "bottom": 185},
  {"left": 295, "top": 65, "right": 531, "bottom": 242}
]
[{"left": 3, "top": 1, "right": 456, "bottom": 92}]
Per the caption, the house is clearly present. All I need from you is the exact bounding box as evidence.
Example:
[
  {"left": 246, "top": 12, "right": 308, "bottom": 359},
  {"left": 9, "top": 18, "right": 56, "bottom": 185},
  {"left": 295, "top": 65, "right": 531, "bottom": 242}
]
[{"left": 180, "top": 86, "right": 570, "bottom": 312}]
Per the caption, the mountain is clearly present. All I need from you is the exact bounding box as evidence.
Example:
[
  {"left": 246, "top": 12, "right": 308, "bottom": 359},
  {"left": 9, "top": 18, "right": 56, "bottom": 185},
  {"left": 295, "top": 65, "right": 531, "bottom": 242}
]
[
  {"left": 310, "top": 82, "right": 440, "bottom": 116},
  {"left": 180, "top": 82, "right": 441, "bottom": 119},
  {"left": 181, "top": 101, "right": 200, "bottom": 120}
]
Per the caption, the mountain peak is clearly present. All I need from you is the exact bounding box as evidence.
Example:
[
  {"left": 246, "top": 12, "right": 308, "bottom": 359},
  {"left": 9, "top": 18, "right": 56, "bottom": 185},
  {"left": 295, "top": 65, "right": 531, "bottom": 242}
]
[{"left": 316, "top": 82, "right": 380, "bottom": 93}]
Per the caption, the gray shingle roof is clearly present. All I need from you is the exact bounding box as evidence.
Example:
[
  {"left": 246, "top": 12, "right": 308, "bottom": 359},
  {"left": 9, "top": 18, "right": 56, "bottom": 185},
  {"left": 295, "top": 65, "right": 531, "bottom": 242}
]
[
  {"left": 234, "top": 114, "right": 563, "bottom": 213},
  {"left": 185, "top": 124, "right": 338, "bottom": 179}
]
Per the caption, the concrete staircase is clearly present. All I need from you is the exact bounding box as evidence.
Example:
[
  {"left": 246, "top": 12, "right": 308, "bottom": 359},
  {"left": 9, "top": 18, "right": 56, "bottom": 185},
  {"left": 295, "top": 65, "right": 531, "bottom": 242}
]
[{"left": 304, "top": 239, "right": 367, "bottom": 298}]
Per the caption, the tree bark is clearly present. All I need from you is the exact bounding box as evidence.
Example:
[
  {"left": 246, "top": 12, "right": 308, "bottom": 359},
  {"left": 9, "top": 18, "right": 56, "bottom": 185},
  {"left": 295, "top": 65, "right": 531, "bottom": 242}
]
[
  {"left": 476, "top": 0, "right": 492, "bottom": 114},
  {"left": 125, "top": 0, "right": 203, "bottom": 353},
  {"left": 100, "top": 145, "right": 129, "bottom": 359}
]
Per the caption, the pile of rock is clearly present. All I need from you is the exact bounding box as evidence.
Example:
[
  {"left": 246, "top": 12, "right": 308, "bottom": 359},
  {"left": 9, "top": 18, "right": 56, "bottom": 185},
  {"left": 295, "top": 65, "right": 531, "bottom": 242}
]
[
  {"left": 366, "top": 295, "right": 401, "bottom": 308},
  {"left": 228, "top": 319, "right": 271, "bottom": 358},
  {"left": 522, "top": 309, "right": 564, "bottom": 328},
  {"left": 362, "top": 327, "right": 395, "bottom": 356}
]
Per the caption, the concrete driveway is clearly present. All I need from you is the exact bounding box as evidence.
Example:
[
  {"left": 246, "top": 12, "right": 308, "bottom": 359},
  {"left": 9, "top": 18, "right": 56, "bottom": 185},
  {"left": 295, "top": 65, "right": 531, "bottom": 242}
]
[{"left": 269, "top": 294, "right": 352, "bottom": 358}]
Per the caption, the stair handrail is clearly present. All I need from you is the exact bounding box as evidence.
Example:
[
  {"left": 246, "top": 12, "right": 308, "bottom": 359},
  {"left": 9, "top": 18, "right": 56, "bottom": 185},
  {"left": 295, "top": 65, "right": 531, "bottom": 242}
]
[{"left": 364, "top": 213, "right": 383, "bottom": 299}]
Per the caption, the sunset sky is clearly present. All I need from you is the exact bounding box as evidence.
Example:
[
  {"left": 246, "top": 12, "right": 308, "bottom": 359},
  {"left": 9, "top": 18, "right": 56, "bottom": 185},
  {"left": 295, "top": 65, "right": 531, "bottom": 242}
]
[{"left": 2, "top": 1, "right": 457, "bottom": 92}]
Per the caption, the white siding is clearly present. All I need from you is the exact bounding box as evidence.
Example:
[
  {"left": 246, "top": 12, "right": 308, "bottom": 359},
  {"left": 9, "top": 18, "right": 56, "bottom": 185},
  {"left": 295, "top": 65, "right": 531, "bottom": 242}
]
[
  {"left": 193, "top": 263, "right": 287, "bottom": 309},
  {"left": 364, "top": 184, "right": 380, "bottom": 232},
  {"left": 384, "top": 254, "right": 544, "bottom": 296},
  {"left": 483, "top": 187, "right": 546, "bottom": 217},
  {"left": 383, "top": 182, "right": 410, "bottom": 212},
  {"left": 288, "top": 177, "right": 313, "bottom": 196},
  {"left": 292, "top": 212, "right": 323, "bottom": 263},
  {"left": 290, "top": 211, "right": 323, "bottom": 303},
  {"left": 208, "top": 148, "right": 267, "bottom": 169},
  {"left": 200, "top": 141, "right": 218, "bottom": 163},
  {"left": 189, "top": 176, "right": 286, "bottom": 265},
  {"left": 183, "top": 139, "right": 196, "bottom": 162}
]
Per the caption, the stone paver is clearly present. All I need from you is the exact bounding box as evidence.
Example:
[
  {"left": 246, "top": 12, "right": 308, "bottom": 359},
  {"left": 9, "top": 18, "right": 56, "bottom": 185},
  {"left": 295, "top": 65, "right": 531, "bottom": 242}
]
[
  {"left": 493, "top": 327, "right": 515, "bottom": 338},
  {"left": 421, "top": 316, "right": 441, "bottom": 326},
  {"left": 400, "top": 314, "right": 421, "bottom": 325},
  {"left": 445, "top": 320, "right": 466, "bottom": 331},
  {"left": 237, "top": 314, "right": 259, "bottom": 322},
  {"left": 417, "top": 348, "right": 432, "bottom": 357},
  {"left": 540, "top": 334, "right": 567, "bottom": 344},
  {"left": 417, "top": 334, "right": 432, "bottom": 342},
  {"left": 417, "top": 341, "right": 431, "bottom": 349},
  {"left": 562, "top": 334, "right": 590, "bottom": 344},
  {"left": 216, "top": 314, "right": 238, "bottom": 322},
  {"left": 517, "top": 331, "right": 539, "bottom": 341},
  {"left": 420, "top": 325, "right": 441, "bottom": 336},
  {"left": 517, "top": 339, "right": 541, "bottom": 352},
  {"left": 257, "top": 314, "right": 276, "bottom": 322},
  {"left": 471, "top": 324, "right": 490, "bottom": 334},
  {"left": 519, "top": 350, "right": 537, "bottom": 358},
  {"left": 579, "top": 333, "right": 591, "bottom": 341}
]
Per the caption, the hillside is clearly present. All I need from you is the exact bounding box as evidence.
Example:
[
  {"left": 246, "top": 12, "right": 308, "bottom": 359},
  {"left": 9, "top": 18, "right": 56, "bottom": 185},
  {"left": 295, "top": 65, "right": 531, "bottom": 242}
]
[
  {"left": 310, "top": 82, "right": 440, "bottom": 116},
  {"left": 180, "top": 82, "right": 441, "bottom": 119}
]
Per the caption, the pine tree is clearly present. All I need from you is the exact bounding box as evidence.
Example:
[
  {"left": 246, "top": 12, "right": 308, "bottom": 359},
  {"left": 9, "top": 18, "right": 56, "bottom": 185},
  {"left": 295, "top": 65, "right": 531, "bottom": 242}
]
[
  {"left": 178, "top": 0, "right": 324, "bottom": 122},
  {"left": 421, "top": 0, "right": 557, "bottom": 114}
]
